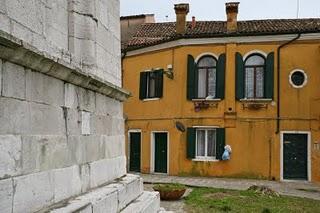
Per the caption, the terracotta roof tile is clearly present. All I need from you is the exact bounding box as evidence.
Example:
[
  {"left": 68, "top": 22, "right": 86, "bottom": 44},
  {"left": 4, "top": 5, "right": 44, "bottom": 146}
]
[{"left": 124, "top": 18, "right": 320, "bottom": 50}]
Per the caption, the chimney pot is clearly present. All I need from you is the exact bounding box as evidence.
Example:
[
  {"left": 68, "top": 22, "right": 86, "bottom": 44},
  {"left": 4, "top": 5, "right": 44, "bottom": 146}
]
[
  {"left": 192, "top": 16, "right": 196, "bottom": 29},
  {"left": 225, "top": 2, "right": 239, "bottom": 33},
  {"left": 174, "top": 3, "right": 189, "bottom": 34}
]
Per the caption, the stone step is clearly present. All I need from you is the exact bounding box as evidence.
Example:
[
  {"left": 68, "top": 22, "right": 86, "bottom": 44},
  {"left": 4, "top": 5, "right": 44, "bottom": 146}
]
[
  {"left": 43, "top": 174, "right": 143, "bottom": 213},
  {"left": 120, "top": 191, "right": 160, "bottom": 213}
]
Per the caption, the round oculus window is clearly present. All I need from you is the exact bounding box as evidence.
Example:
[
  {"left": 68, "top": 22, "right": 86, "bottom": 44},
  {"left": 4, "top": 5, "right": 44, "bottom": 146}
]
[{"left": 289, "top": 69, "right": 307, "bottom": 88}]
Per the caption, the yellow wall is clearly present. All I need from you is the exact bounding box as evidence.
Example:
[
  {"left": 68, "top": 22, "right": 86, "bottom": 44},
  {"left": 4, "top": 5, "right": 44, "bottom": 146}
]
[{"left": 123, "top": 40, "right": 320, "bottom": 182}]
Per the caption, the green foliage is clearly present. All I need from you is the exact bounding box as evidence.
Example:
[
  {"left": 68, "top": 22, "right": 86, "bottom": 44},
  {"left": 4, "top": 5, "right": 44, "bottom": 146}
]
[{"left": 184, "top": 187, "right": 320, "bottom": 213}]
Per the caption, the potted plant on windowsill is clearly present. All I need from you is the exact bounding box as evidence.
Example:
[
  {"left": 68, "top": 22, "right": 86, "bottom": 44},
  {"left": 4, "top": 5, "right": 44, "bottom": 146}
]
[{"left": 153, "top": 183, "right": 187, "bottom": 200}]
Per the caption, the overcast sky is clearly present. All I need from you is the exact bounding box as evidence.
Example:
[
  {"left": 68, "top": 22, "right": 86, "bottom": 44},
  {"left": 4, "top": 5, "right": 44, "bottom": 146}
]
[{"left": 120, "top": 0, "right": 320, "bottom": 22}]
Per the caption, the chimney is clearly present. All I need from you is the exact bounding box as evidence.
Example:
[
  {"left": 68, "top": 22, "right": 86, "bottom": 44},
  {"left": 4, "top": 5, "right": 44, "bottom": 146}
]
[
  {"left": 191, "top": 16, "right": 196, "bottom": 29},
  {"left": 174, "top": 3, "right": 189, "bottom": 34},
  {"left": 226, "top": 2, "right": 239, "bottom": 33}
]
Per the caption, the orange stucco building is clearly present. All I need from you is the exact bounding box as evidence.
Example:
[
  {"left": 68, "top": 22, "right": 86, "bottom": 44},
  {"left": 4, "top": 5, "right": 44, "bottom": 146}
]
[{"left": 122, "top": 3, "right": 320, "bottom": 183}]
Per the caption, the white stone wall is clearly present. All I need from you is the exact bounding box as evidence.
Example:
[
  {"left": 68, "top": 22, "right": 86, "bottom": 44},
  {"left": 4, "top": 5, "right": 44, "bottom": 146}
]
[
  {"left": 0, "top": 60, "right": 126, "bottom": 212},
  {"left": 0, "top": 0, "right": 121, "bottom": 87}
]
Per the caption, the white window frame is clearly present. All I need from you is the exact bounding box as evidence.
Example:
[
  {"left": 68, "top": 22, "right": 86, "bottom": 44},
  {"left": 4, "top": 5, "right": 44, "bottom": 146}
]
[{"left": 195, "top": 128, "right": 217, "bottom": 160}]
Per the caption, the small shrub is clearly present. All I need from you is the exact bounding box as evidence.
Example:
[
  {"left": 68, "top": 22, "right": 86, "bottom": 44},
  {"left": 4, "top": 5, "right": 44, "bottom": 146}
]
[
  {"left": 220, "top": 205, "right": 232, "bottom": 212},
  {"left": 262, "top": 208, "right": 271, "bottom": 213}
]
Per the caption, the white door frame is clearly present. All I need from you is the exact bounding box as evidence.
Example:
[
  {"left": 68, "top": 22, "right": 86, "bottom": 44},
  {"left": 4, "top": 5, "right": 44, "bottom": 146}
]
[
  {"left": 128, "top": 129, "right": 142, "bottom": 172},
  {"left": 150, "top": 131, "right": 169, "bottom": 175},
  {"left": 280, "top": 131, "right": 311, "bottom": 181}
]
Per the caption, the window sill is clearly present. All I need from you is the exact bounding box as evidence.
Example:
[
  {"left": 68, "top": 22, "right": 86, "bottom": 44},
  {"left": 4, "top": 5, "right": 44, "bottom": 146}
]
[
  {"left": 192, "top": 158, "right": 219, "bottom": 162},
  {"left": 239, "top": 98, "right": 272, "bottom": 102},
  {"left": 142, "top": 98, "right": 160, "bottom": 102},
  {"left": 240, "top": 99, "right": 272, "bottom": 110},
  {"left": 192, "top": 98, "right": 221, "bottom": 102}
]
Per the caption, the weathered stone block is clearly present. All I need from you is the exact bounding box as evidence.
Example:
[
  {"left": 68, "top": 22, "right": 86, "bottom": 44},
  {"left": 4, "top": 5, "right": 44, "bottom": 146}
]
[
  {"left": 81, "top": 111, "right": 91, "bottom": 135},
  {"left": 0, "top": 135, "right": 22, "bottom": 179},
  {"left": 83, "top": 136, "right": 105, "bottom": 163},
  {"left": 64, "top": 83, "right": 77, "bottom": 108},
  {"left": 103, "top": 135, "right": 124, "bottom": 159},
  {"left": 6, "top": 0, "right": 44, "bottom": 35},
  {"left": 70, "top": 0, "right": 96, "bottom": 17},
  {"left": 0, "top": 59, "right": 2, "bottom": 96},
  {"left": 80, "top": 163, "right": 90, "bottom": 193},
  {"left": 53, "top": 165, "right": 82, "bottom": 203},
  {"left": 117, "top": 174, "right": 143, "bottom": 211},
  {"left": 0, "top": 98, "right": 30, "bottom": 134},
  {"left": 26, "top": 70, "right": 64, "bottom": 106},
  {"left": 91, "top": 114, "right": 111, "bottom": 135},
  {"left": 95, "top": 93, "right": 122, "bottom": 117},
  {"left": 92, "top": 189, "right": 118, "bottom": 213},
  {"left": 111, "top": 118, "right": 125, "bottom": 136},
  {"left": 0, "top": 178, "right": 13, "bottom": 213},
  {"left": 66, "top": 108, "right": 81, "bottom": 135},
  {"left": 44, "top": 0, "right": 68, "bottom": 50},
  {"left": 78, "top": 87, "right": 96, "bottom": 111},
  {"left": 0, "top": 14, "right": 10, "bottom": 35},
  {"left": 67, "top": 135, "right": 105, "bottom": 165},
  {"left": 0, "top": 0, "right": 6, "bottom": 14},
  {"left": 68, "top": 8, "right": 96, "bottom": 41},
  {"left": 13, "top": 171, "right": 54, "bottom": 213},
  {"left": 2, "top": 62, "right": 26, "bottom": 99},
  {"left": 29, "top": 102, "right": 65, "bottom": 135},
  {"left": 89, "top": 156, "right": 126, "bottom": 188},
  {"left": 21, "top": 136, "right": 71, "bottom": 174}
]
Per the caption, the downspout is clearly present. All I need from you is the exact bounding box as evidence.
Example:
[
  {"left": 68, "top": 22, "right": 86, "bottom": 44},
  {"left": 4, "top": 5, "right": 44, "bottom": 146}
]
[
  {"left": 121, "top": 49, "right": 127, "bottom": 88},
  {"left": 275, "top": 33, "right": 301, "bottom": 134}
]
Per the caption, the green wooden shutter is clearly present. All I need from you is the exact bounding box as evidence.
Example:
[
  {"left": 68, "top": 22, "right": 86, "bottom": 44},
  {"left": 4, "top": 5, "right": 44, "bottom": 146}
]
[
  {"left": 236, "top": 52, "right": 245, "bottom": 100},
  {"left": 265, "top": 52, "right": 274, "bottom": 99},
  {"left": 139, "top": 72, "right": 147, "bottom": 100},
  {"left": 187, "top": 127, "right": 196, "bottom": 159},
  {"left": 216, "top": 54, "right": 226, "bottom": 99},
  {"left": 216, "top": 128, "right": 226, "bottom": 160},
  {"left": 155, "top": 69, "right": 164, "bottom": 98},
  {"left": 187, "top": 55, "right": 197, "bottom": 100}
]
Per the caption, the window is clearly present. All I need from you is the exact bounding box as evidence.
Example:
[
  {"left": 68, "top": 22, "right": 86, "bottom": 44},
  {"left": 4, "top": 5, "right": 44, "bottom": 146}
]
[
  {"left": 139, "top": 70, "right": 163, "bottom": 100},
  {"left": 196, "top": 56, "right": 217, "bottom": 99},
  {"left": 187, "top": 54, "right": 225, "bottom": 100},
  {"left": 196, "top": 129, "right": 216, "bottom": 159},
  {"left": 244, "top": 54, "right": 266, "bottom": 99},
  {"left": 186, "top": 127, "right": 225, "bottom": 160},
  {"left": 289, "top": 69, "right": 307, "bottom": 88},
  {"left": 235, "top": 52, "right": 274, "bottom": 101}
]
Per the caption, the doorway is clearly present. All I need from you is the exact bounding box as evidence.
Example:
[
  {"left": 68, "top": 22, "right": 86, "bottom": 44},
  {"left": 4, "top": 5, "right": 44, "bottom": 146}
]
[
  {"left": 281, "top": 132, "right": 310, "bottom": 181},
  {"left": 129, "top": 131, "right": 141, "bottom": 172}
]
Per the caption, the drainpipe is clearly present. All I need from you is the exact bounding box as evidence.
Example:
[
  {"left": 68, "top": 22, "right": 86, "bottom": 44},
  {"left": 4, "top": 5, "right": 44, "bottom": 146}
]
[
  {"left": 121, "top": 49, "right": 127, "bottom": 88},
  {"left": 276, "top": 33, "right": 301, "bottom": 134}
]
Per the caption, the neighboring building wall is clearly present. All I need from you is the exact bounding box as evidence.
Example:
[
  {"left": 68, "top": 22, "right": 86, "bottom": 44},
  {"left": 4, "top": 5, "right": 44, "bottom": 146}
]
[
  {"left": 0, "top": 0, "right": 134, "bottom": 212},
  {"left": 121, "top": 14, "right": 155, "bottom": 46},
  {"left": 123, "top": 41, "right": 320, "bottom": 183}
]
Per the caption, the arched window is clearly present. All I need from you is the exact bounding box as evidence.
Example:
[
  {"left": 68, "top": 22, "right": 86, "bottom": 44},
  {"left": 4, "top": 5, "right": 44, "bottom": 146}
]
[
  {"left": 196, "top": 56, "right": 217, "bottom": 99},
  {"left": 244, "top": 54, "right": 266, "bottom": 99}
]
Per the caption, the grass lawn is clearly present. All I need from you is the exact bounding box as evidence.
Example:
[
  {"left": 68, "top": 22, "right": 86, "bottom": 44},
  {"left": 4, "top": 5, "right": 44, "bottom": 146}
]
[{"left": 184, "top": 187, "right": 320, "bottom": 213}]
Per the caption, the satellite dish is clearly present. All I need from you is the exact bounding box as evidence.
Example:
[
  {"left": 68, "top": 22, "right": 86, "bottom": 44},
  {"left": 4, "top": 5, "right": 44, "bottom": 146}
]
[{"left": 175, "top": 121, "right": 185, "bottom": 132}]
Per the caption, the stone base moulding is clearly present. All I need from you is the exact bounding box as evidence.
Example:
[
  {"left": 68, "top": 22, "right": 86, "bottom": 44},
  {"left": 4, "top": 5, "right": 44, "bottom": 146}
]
[{"left": 0, "top": 30, "right": 130, "bottom": 102}]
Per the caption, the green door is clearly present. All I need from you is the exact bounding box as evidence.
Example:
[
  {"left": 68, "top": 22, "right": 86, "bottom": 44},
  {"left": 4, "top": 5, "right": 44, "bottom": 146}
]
[
  {"left": 154, "top": 133, "right": 167, "bottom": 173},
  {"left": 129, "top": 132, "right": 141, "bottom": 172},
  {"left": 283, "top": 133, "right": 308, "bottom": 180}
]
